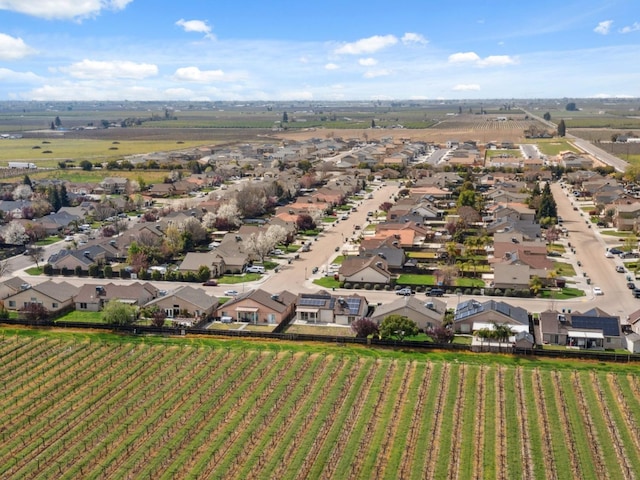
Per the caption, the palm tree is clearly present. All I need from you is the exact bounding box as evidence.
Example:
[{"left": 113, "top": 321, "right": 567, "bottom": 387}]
[{"left": 529, "top": 275, "right": 543, "bottom": 295}]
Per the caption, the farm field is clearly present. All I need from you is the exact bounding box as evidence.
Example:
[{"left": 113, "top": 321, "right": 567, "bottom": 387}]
[{"left": 0, "top": 329, "right": 639, "bottom": 479}]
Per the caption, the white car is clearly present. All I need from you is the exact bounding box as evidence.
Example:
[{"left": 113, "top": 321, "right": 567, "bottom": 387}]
[
  {"left": 64, "top": 235, "right": 74, "bottom": 241},
  {"left": 224, "top": 290, "right": 239, "bottom": 296},
  {"left": 604, "top": 251, "right": 614, "bottom": 258},
  {"left": 593, "top": 287, "right": 603, "bottom": 295}
]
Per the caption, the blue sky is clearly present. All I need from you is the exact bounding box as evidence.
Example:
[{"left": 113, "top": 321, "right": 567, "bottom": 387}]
[{"left": 0, "top": 0, "right": 639, "bottom": 101}]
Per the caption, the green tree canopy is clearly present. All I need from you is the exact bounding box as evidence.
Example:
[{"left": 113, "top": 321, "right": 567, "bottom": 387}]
[
  {"left": 379, "top": 315, "right": 419, "bottom": 341},
  {"left": 102, "top": 299, "right": 136, "bottom": 325},
  {"left": 557, "top": 119, "right": 566, "bottom": 137}
]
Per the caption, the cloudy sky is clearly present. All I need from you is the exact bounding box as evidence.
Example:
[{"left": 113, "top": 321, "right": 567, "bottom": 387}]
[{"left": 0, "top": 0, "right": 639, "bottom": 101}]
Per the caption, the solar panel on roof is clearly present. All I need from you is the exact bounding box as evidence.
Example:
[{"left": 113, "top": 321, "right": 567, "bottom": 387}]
[
  {"left": 299, "top": 298, "right": 325, "bottom": 307},
  {"left": 571, "top": 316, "right": 620, "bottom": 337},
  {"left": 345, "top": 298, "right": 361, "bottom": 313}
]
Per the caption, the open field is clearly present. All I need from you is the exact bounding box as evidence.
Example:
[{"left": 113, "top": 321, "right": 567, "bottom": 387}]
[
  {"left": 0, "top": 328, "right": 638, "bottom": 479},
  {"left": 0, "top": 138, "right": 210, "bottom": 167}
]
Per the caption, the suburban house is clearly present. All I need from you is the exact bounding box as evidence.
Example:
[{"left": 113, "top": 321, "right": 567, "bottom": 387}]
[
  {"left": 295, "top": 291, "right": 368, "bottom": 326},
  {"left": 0, "top": 277, "right": 29, "bottom": 300},
  {"left": 338, "top": 256, "right": 391, "bottom": 285},
  {"left": 4, "top": 280, "right": 77, "bottom": 313},
  {"left": 359, "top": 237, "right": 407, "bottom": 270},
  {"left": 537, "top": 308, "right": 624, "bottom": 350},
  {"left": 99, "top": 177, "right": 129, "bottom": 194},
  {"left": 370, "top": 296, "right": 446, "bottom": 332},
  {"left": 75, "top": 282, "right": 158, "bottom": 312},
  {"left": 453, "top": 299, "right": 529, "bottom": 334},
  {"left": 217, "top": 289, "right": 297, "bottom": 324},
  {"left": 143, "top": 286, "right": 218, "bottom": 324},
  {"left": 177, "top": 252, "right": 224, "bottom": 278},
  {"left": 47, "top": 244, "right": 117, "bottom": 271},
  {"left": 614, "top": 203, "right": 640, "bottom": 231}
]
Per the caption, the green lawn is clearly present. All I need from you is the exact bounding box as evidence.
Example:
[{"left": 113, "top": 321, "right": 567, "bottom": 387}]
[
  {"left": 35, "top": 236, "right": 62, "bottom": 246},
  {"left": 548, "top": 243, "right": 566, "bottom": 253},
  {"left": 553, "top": 261, "right": 576, "bottom": 277},
  {"left": 313, "top": 277, "right": 341, "bottom": 289},
  {"left": 55, "top": 310, "right": 106, "bottom": 324},
  {"left": 24, "top": 267, "right": 43, "bottom": 276},
  {"left": 397, "top": 274, "right": 436, "bottom": 285},
  {"left": 534, "top": 140, "right": 580, "bottom": 156},
  {"left": 601, "top": 230, "right": 636, "bottom": 238},
  {"left": 217, "top": 273, "right": 261, "bottom": 284},
  {"left": 539, "top": 287, "right": 585, "bottom": 299}
]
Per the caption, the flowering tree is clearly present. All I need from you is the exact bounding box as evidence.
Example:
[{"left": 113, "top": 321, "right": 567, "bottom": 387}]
[{"left": 4, "top": 221, "right": 28, "bottom": 245}]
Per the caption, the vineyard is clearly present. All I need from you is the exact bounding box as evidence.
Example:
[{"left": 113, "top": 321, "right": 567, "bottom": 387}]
[{"left": 0, "top": 331, "right": 639, "bottom": 479}]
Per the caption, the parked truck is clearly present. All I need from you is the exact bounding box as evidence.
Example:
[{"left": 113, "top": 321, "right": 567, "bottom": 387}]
[{"left": 8, "top": 162, "right": 37, "bottom": 169}]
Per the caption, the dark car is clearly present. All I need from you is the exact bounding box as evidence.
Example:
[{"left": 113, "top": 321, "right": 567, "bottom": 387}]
[
  {"left": 628, "top": 282, "right": 636, "bottom": 290},
  {"left": 202, "top": 280, "right": 218, "bottom": 286},
  {"left": 311, "top": 266, "right": 319, "bottom": 274},
  {"left": 634, "top": 289, "right": 640, "bottom": 298},
  {"left": 609, "top": 248, "right": 623, "bottom": 255},
  {"left": 429, "top": 288, "right": 445, "bottom": 297}
]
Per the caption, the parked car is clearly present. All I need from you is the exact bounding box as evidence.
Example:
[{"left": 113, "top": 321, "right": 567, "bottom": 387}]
[
  {"left": 593, "top": 286, "right": 603, "bottom": 295},
  {"left": 245, "top": 265, "right": 265, "bottom": 274},
  {"left": 224, "top": 290, "right": 239, "bottom": 296},
  {"left": 428, "top": 288, "right": 445, "bottom": 297},
  {"left": 64, "top": 235, "right": 74, "bottom": 241},
  {"left": 311, "top": 266, "right": 319, "bottom": 274},
  {"left": 605, "top": 251, "right": 614, "bottom": 258},
  {"left": 609, "top": 248, "right": 623, "bottom": 255},
  {"left": 202, "top": 280, "right": 218, "bottom": 286},
  {"left": 271, "top": 249, "right": 285, "bottom": 256},
  {"left": 627, "top": 282, "right": 636, "bottom": 290},
  {"left": 395, "top": 287, "right": 413, "bottom": 296},
  {"left": 616, "top": 265, "right": 625, "bottom": 273},
  {"left": 634, "top": 289, "right": 640, "bottom": 298}
]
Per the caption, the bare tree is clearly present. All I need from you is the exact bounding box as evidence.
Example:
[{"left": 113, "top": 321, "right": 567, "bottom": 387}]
[
  {"left": 180, "top": 217, "right": 207, "bottom": 244},
  {"left": 0, "top": 259, "right": 11, "bottom": 278},
  {"left": 12, "top": 184, "right": 32, "bottom": 200},
  {"left": 28, "top": 245, "right": 44, "bottom": 269}
]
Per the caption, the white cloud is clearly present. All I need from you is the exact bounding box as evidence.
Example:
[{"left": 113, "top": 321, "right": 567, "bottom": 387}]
[
  {"left": 0, "top": 67, "right": 42, "bottom": 82},
  {"left": 620, "top": 22, "right": 640, "bottom": 34},
  {"left": 163, "top": 87, "right": 195, "bottom": 99},
  {"left": 334, "top": 35, "right": 397, "bottom": 55},
  {"left": 0, "top": 0, "right": 133, "bottom": 20},
  {"left": 449, "top": 51, "right": 517, "bottom": 67},
  {"left": 324, "top": 63, "right": 339, "bottom": 70},
  {"left": 175, "top": 19, "right": 216, "bottom": 40},
  {"left": 358, "top": 58, "right": 377, "bottom": 66},
  {"left": 363, "top": 69, "right": 391, "bottom": 79},
  {"left": 478, "top": 55, "right": 518, "bottom": 67},
  {"left": 453, "top": 84, "right": 480, "bottom": 91},
  {"left": 173, "top": 66, "right": 226, "bottom": 83},
  {"left": 402, "top": 32, "right": 427, "bottom": 45},
  {"left": 448, "top": 52, "right": 481, "bottom": 63},
  {"left": 0, "top": 33, "right": 36, "bottom": 60},
  {"left": 594, "top": 20, "right": 613, "bottom": 35},
  {"left": 61, "top": 59, "right": 158, "bottom": 79}
]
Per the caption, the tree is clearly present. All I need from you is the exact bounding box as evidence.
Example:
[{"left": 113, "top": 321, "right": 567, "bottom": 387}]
[
  {"left": 215, "top": 199, "right": 242, "bottom": 228},
  {"left": 529, "top": 275, "right": 543, "bottom": 295},
  {"left": 565, "top": 102, "right": 577, "bottom": 111},
  {"left": 13, "top": 184, "right": 32, "bottom": 200},
  {"left": 102, "top": 299, "right": 136, "bottom": 325},
  {"left": 79, "top": 159, "right": 93, "bottom": 171},
  {"left": 4, "top": 221, "right": 28, "bottom": 245},
  {"left": 379, "top": 315, "right": 419, "bottom": 341},
  {"left": 543, "top": 112, "right": 551, "bottom": 121},
  {"left": 379, "top": 202, "right": 393, "bottom": 212},
  {"left": 557, "top": 119, "right": 566, "bottom": 137},
  {"left": 0, "top": 259, "right": 11, "bottom": 278},
  {"left": 282, "top": 111, "right": 289, "bottom": 123},
  {"left": 350, "top": 317, "right": 379, "bottom": 338},
  {"left": 20, "top": 303, "right": 49, "bottom": 322},
  {"left": 180, "top": 217, "right": 207, "bottom": 245},
  {"left": 23, "top": 174, "right": 32, "bottom": 187},
  {"left": 296, "top": 214, "right": 316, "bottom": 231},
  {"left": 371, "top": 119, "right": 376, "bottom": 128},
  {"left": 54, "top": 116, "right": 62, "bottom": 127},
  {"left": 150, "top": 307, "right": 166, "bottom": 328},
  {"left": 537, "top": 182, "right": 557, "bottom": 220},
  {"left": 28, "top": 245, "right": 44, "bottom": 269},
  {"left": 427, "top": 325, "right": 454, "bottom": 343}
]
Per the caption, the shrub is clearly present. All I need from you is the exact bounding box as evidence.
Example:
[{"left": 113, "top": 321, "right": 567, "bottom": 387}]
[
  {"left": 88, "top": 264, "right": 99, "bottom": 277},
  {"left": 343, "top": 282, "right": 352, "bottom": 289},
  {"left": 74, "top": 265, "right": 83, "bottom": 277},
  {"left": 472, "top": 288, "right": 481, "bottom": 295},
  {"left": 103, "top": 265, "right": 113, "bottom": 278},
  {"left": 354, "top": 284, "right": 362, "bottom": 289},
  {"left": 373, "top": 284, "right": 381, "bottom": 290},
  {"left": 493, "top": 288, "right": 502, "bottom": 296},
  {"left": 364, "top": 283, "right": 372, "bottom": 290},
  {"left": 504, "top": 288, "right": 513, "bottom": 297},
  {"left": 43, "top": 264, "right": 53, "bottom": 275},
  {"left": 464, "top": 288, "right": 471, "bottom": 295}
]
